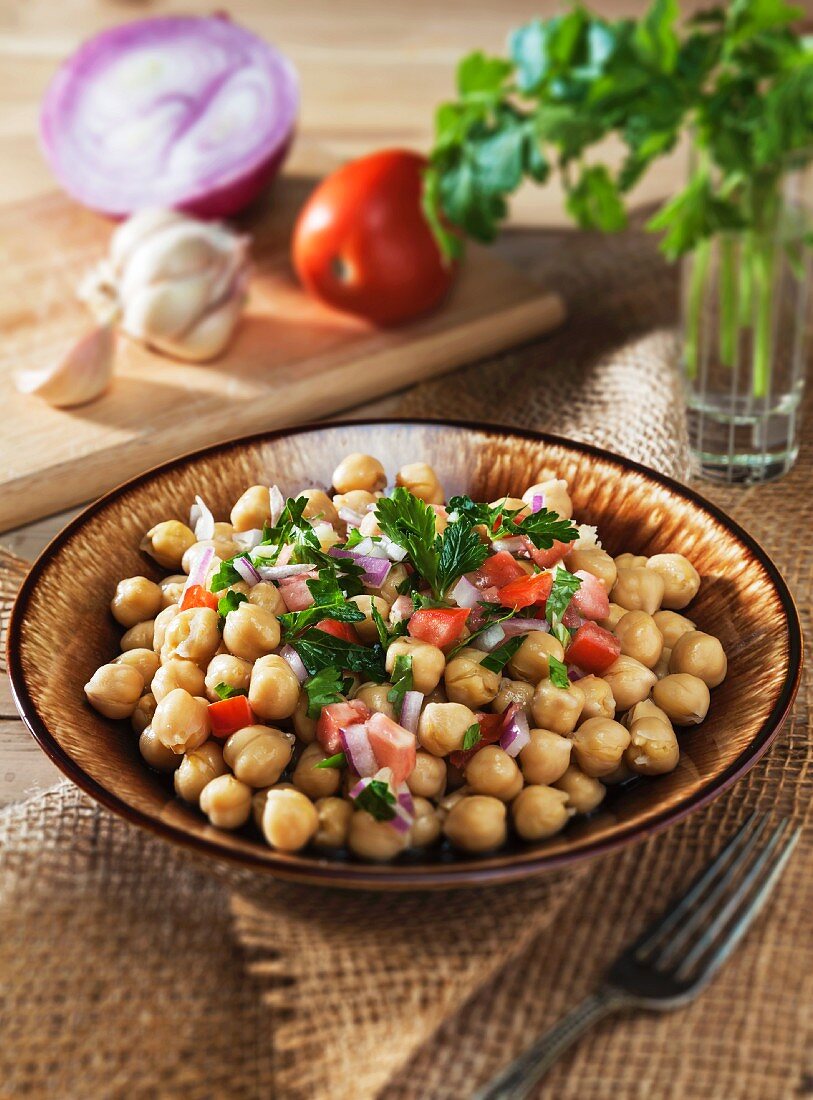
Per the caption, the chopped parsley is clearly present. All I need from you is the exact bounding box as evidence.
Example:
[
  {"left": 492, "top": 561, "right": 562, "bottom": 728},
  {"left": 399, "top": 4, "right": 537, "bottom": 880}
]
[
  {"left": 548, "top": 654, "right": 570, "bottom": 690},
  {"left": 352, "top": 778, "right": 397, "bottom": 821},
  {"left": 480, "top": 635, "right": 525, "bottom": 673},
  {"left": 278, "top": 568, "right": 366, "bottom": 638},
  {"left": 316, "top": 751, "right": 347, "bottom": 770},
  {"left": 387, "top": 654, "right": 413, "bottom": 710},
  {"left": 293, "top": 629, "right": 387, "bottom": 681},
  {"left": 303, "top": 666, "right": 349, "bottom": 719},
  {"left": 462, "top": 722, "right": 482, "bottom": 751},
  {"left": 370, "top": 603, "right": 409, "bottom": 649},
  {"left": 545, "top": 568, "right": 582, "bottom": 624},
  {"left": 217, "top": 590, "right": 247, "bottom": 622},
  {"left": 213, "top": 682, "right": 247, "bottom": 701},
  {"left": 447, "top": 493, "right": 579, "bottom": 551},
  {"left": 209, "top": 559, "right": 243, "bottom": 592}
]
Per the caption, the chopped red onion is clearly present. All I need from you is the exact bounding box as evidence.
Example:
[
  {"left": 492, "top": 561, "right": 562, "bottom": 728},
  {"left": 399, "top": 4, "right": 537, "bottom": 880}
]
[
  {"left": 390, "top": 595, "right": 414, "bottom": 624},
  {"left": 233, "top": 528, "right": 263, "bottom": 551},
  {"left": 341, "top": 724, "right": 378, "bottom": 778},
  {"left": 399, "top": 690, "right": 423, "bottom": 734},
  {"left": 353, "top": 537, "right": 388, "bottom": 559},
  {"left": 276, "top": 543, "right": 294, "bottom": 567},
  {"left": 500, "top": 618, "right": 550, "bottom": 638},
  {"left": 396, "top": 782, "right": 415, "bottom": 817},
  {"left": 531, "top": 494, "right": 546, "bottom": 513},
  {"left": 380, "top": 536, "right": 408, "bottom": 563},
  {"left": 473, "top": 623, "right": 507, "bottom": 652},
  {"left": 499, "top": 705, "right": 531, "bottom": 757},
  {"left": 268, "top": 484, "right": 284, "bottom": 526},
  {"left": 491, "top": 536, "right": 525, "bottom": 553},
  {"left": 451, "top": 575, "right": 481, "bottom": 609},
  {"left": 329, "top": 547, "right": 391, "bottom": 586},
  {"left": 278, "top": 644, "right": 308, "bottom": 684},
  {"left": 254, "top": 562, "right": 313, "bottom": 582},
  {"left": 568, "top": 666, "right": 588, "bottom": 682},
  {"left": 190, "top": 494, "right": 215, "bottom": 541},
  {"left": 233, "top": 555, "right": 261, "bottom": 586},
  {"left": 181, "top": 544, "right": 214, "bottom": 598},
  {"left": 338, "top": 506, "right": 364, "bottom": 527}
]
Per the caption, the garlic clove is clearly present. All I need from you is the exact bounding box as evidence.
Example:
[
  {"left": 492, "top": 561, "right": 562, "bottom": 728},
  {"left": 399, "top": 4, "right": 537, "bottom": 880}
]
[
  {"left": 109, "top": 208, "right": 187, "bottom": 274},
  {"left": 144, "top": 293, "right": 245, "bottom": 362},
  {"left": 118, "top": 221, "right": 245, "bottom": 298},
  {"left": 15, "top": 324, "right": 115, "bottom": 408},
  {"left": 121, "top": 269, "right": 222, "bottom": 342}
]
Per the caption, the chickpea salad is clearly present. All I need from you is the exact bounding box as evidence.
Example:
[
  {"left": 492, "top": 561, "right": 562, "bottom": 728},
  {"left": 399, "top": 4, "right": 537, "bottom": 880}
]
[{"left": 84, "top": 453, "right": 727, "bottom": 861}]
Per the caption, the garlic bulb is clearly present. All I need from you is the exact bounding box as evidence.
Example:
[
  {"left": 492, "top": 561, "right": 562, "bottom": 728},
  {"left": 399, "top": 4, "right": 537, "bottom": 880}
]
[
  {"left": 80, "top": 209, "right": 250, "bottom": 362},
  {"left": 15, "top": 324, "right": 115, "bottom": 408}
]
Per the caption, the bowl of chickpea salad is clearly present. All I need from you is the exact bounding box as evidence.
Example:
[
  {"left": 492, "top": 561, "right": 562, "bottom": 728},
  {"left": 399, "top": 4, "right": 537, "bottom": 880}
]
[{"left": 8, "top": 420, "right": 801, "bottom": 888}]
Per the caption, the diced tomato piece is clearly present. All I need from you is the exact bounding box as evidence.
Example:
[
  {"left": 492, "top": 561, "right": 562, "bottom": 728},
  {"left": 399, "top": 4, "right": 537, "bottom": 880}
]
[
  {"left": 180, "top": 584, "right": 219, "bottom": 612},
  {"left": 570, "top": 570, "right": 610, "bottom": 622},
  {"left": 474, "top": 550, "right": 527, "bottom": 589},
  {"left": 565, "top": 621, "right": 621, "bottom": 675},
  {"left": 408, "top": 607, "right": 470, "bottom": 649},
  {"left": 316, "top": 618, "right": 359, "bottom": 643},
  {"left": 278, "top": 574, "right": 316, "bottom": 611},
  {"left": 208, "top": 695, "right": 254, "bottom": 739},
  {"left": 316, "top": 699, "right": 371, "bottom": 754},
  {"left": 522, "top": 537, "right": 574, "bottom": 570},
  {"left": 367, "top": 712, "right": 417, "bottom": 785},
  {"left": 449, "top": 710, "right": 505, "bottom": 770},
  {"left": 497, "top": 571, "right": 554, "bottom": 610}
]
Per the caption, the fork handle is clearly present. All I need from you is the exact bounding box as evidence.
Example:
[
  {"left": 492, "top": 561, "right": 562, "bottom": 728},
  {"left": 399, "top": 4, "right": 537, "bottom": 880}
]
[{"left": 473, "top": 988, "right": 627, "bottom": 1100}]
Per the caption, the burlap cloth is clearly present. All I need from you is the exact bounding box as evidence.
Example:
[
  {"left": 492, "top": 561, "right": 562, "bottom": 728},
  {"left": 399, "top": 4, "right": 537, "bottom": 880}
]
[{"left": 1, "top": 219, "right": 810, "bottom": 1100}]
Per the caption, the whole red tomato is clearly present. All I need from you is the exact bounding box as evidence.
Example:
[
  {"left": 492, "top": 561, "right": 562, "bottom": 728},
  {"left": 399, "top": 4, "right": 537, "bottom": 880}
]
[{"left": 292, "top": 149, "right": 456, "bottom": 326}]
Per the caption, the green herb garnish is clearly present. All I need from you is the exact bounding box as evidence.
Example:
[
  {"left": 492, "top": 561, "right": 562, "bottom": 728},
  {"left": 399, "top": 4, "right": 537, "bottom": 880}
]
[
  {"left": 447, "top": 493, "right": 578, "bottom": 551},
  {"left": 352, "top": 778, "right": 397, "bottom": 821},
  {"left": 213, "top": 682, "right": 248, "bottom": 701},
  {"left": 303, "top": 666, "right": 347, "bottom": 719},
  {"left": 546, "top": 568, "right": 582, "bottom": 624},
  {"left": 370, "top": 603, "right": 409, "bottom": 649},
  {"left": 217, "top": 590, "right": 247, "bottom": 619},
  {"left": 462, "top": 722, "right": 482, "bottom": 751},
  {"left": 316, "top": 751, "right": 347, "bottom": 770},
  {"left": 548, "top": 654, "right": 571, "bottom": 690},
  {"left": 387, "top": 654, "right": 414, "bottom": 710},
  {"left": 480, "top": 634, "right": 525, "bottom": 673},
  {"left": 293, "top": 629, "right": 387, "bottom": 681}
]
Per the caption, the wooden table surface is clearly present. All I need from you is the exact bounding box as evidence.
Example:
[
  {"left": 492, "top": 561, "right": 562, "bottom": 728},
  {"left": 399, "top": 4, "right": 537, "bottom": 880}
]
[{"left": 0, "top": 0, "right": 697, "bottom": 809}]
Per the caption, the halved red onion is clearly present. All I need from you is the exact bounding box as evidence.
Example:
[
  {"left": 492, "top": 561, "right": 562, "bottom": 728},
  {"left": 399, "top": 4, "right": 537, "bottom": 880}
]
[
  {"left": 451, "top": 575, "right": 481, "bottom": 609},
  {"left": 189, "top": 494, "right": 215, "bottom": 541},
  {"left": 491, "top": 536, "right": 525, "bottom": 553},
  {"left": 499, "top": 705, "right": 531, "bottom": 757},
  {"left": 399, "top": 690, "right": 423, "bottom": 734},
  {"left": 341, "top": 724, "right": 378, "bottom": 778},
  {"left": 181, "top": 544, "right": 214, "bottom": 600},
  {"left": 233, "top": 555, "right": 261, "bottom": 586},
  {"left": 338, "top": 507, "right": 364, "bottom": 528},
  {"left": 268, "top": 485, "right": 285, "bottom": 526},
  {"left": 40, "top": 16, "right": 298, "bottom": 218},
  {"left": 531, "top": 493, "right": 546, "bottom": 513},
  {"left": 500, "top": 618, "right": 550, "bottom": 638},
  {"left": 254, "top": 562, "right": 313, "bottom": 582},
  {"left": 329, "top": 547, "right": 391, "bottom": 587},
  {"left": 277, "top": 644, "right": 308, "bottom": 684},
  {"left": 473, "top": 623, "right": 507, "bottom": 652}
]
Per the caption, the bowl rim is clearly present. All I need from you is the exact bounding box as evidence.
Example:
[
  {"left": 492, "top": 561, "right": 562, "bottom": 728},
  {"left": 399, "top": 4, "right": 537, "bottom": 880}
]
[{"left": 6, "top": 417, "right": 804, "bottom": 889}]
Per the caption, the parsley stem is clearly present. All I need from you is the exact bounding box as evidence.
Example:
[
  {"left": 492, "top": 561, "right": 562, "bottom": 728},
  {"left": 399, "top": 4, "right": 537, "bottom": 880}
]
[
  {"left": 684, "top": 238, "right": 711, "bottom": 380},
  {"left": 718, "top": 236, "right": 738, "bottom": 369},
  {"left": 752, "top": 240, "right": 775, "bottom": 400}
]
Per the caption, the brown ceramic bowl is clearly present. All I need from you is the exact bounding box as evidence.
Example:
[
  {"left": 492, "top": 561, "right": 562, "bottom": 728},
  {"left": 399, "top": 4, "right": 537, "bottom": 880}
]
[{"left": 7, "top": 420, "right": 802, "bottom": 889}]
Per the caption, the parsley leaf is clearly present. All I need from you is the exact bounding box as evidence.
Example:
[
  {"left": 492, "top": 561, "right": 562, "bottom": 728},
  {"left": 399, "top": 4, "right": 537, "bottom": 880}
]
[
  {"left": 462, "top": 722, "right": 482, "bottom": 751},
  {"left": 436, "top": 520, "right": 489, "bottom": 596},
  {"left": 370, "top": 603, "right": 409, "bottom": 649},
  {"left": 352, "top": 779, "right": 397, "bottom": 821},
  {"left": 376, "top": 488, "right": 440, "bottom": 594},
  {"left": 278, "top": 568, "right": 366, "bottom": 637},
  {"left": 213, "top": 682, "right": 247, "bottom": 701},
  {"left": 515, "top": 509, "right": 579, "bottom": 551},
  {"left": 387, "top": 654, "right": 414, "bottom": 710},
  {"left": 209, "top": 559, "right": 243, "bottom": 592},
  {"left": 217, "top": 590, "right": 247, "bottom": 619},
  {"left": 545, "top": 568, "right": 582, "bottom": 624},
  {"left": 548, "top": 654, "right": 571, "bottom": 689},
  {"left": 303, "top": 666, "right": 347, "bottom": 719},
  {"left": 316, "top": 751, "right": 347, "bottom": 770},
  {"left": 292, "top": 630, "right": 387, "bottom": 681},
  {"left": 480, "top": 635, "right": 525, "bottom": 673}
]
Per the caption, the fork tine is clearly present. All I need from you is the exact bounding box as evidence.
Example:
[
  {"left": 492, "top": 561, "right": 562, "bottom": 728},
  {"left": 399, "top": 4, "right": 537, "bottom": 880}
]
[
  {"left": 635, "top": 813, "right": 764, "bottom": 960},
  {"left": 673, "top": 821, "right": 800, "bottom": 984}
]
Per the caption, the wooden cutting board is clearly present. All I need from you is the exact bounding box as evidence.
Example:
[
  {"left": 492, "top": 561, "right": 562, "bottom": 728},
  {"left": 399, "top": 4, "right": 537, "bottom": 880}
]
[{"left": 0, "top": 177, "right": 564, "bottom": 532}]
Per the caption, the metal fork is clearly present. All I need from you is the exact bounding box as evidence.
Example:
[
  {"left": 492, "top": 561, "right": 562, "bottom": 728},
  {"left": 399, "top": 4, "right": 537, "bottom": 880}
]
[{"left": 473, "top": 814, "right": 800, "bottom": 1100}]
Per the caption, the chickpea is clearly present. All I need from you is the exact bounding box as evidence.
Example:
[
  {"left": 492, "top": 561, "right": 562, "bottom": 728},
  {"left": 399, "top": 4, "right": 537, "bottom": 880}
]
[
  {"left": 410, "top": 797, "right": 443, "bottom": 848},
  {"left": 615, "top": 553, "right": 648, "bottom": 570},
  {"left": 121, "top": 620, "right": 155, "bottom": 651},
  {"left": 570, "top": 717, "right": 631, "bottom": 778},
  {"left": 577, "top": 676, "right": 616, "bottom": 722},
  {"left": 204, "top": 653, "right": 252, "bottom": 702},
  {"left": 386, "top": 637, "right": 445, "bottom": 694},
  {"left": 260, "top": 788, "right": 318, "bottom": 851},
  {"left": 160, "top": 581, "right": 185, "bottom": 609},
  {"left": 612, "top": 567, "right": 665, "bottom": 615},
  {"left": 599, "top": 603, "right": 627, "bottom": 632},
  {"left": 249, "top": 655, "right": 300, "bottom": 721},
  {"left": 602, "top": 656, "right": 657, "bottom": 711},
  {"left": 418, "top": 702, "right": 478, "bottom": 757},
  {"left": 141, "top": 521, "right": 197, "bottom": 570},
  {"left": 623, "top": 699, "right": 671, "bottom": 729},
  {"left": 84, "top": 662, "right": 144, "bottom": 719},
  {"left": 200, "top": 774, "right": 252, "bottom": 829},
  {"left": 653, "top": 674, "right": 710, "bottom": 726},
  {"left": 131, "top": 692, "right": 157, "bottom": 735},
  {"left": 375, "top": 563, "right": 408, "bottom": 606},
  {"left": 522, "top": 479, "right": 573, "bottom": 520},
  {"left": 430, "top": 505, "right": 449, "bottom": 536},
  {"left": 653, "top": 610, "right": 696, "bottom": 649},
  {"left": 138, "top": 725, "right": 181, "bottom": 772},
  {"left": 512, "top": 785, "right": 571, "bottom": 841},
  {"left": 492, "top": 677, "right": 535, "bottom": 717},
  {"left": 230, "top": 485, "right": 270, "bottom": 532},
  {"left": 395, "top": 462, "right": 443, "bottom": 504},
  {"left": 333, "top": 489, "right": 378, "bottom": 515},
  {"left": 331, "top": 453, "right": 387, "bottom": 495},
  {"left": 553, "top": 765, "right": 606, "bottom": 814},
  {"left": 247, "top": 582, "right": 286, "bottom": 617},
  {"left": 293, "top": 742, "right": 342, "bottom": 799},
  {"left": 222, "top": 603, "right": 280, "bottom": 663},
  {"left": 443, "top": 796, "right": 507, "bottom": 853},
  {"left": 669, "top": 631, "right": 727, "bottom": 688},
  {"left": 153, "top": 604, "right": 180, "bottom": 653},
  {"left": 151, "top": 658, "right": 206, "bottom": 703},
  {"left": 111, "top": 576, "right": 163, "bottom": 629},
  {"left": 292, "top": 692, "right": 317, "bottom": 744},
  {"left": 251, "top": 785, "right": 286, "bottom": 830},
  {"left": 465, "top": 746, "right": 523, "bottom": 801},
  {"left": 348, "top": 809, "right": 408, "bottom": 861},
  {"left": 349, "top": 594, "right": 392, "bottom": 645},
  {"left": 653, "top": 648, "right": 671, "bottom": 679},
  {"left": 507, "top": 633, "right": 565, "bottom": 684},
  {"left": 646, "top": 553, "right": 701, "bottom": 610},
  {"left": 299, "top": 488, "right": 340, "bottom": 526},
  {"left": 406, "top": 750, "right": 447, "bottom": 798},
  {"left": 313, "top": 796, "right": 353, "bottom": 850},
  {"left": 161, "top": 607, "right": 220, "bottom": 667},
  {"left": 174, "top": 741, "right": 228, "bottom": 803},
  {"left": 566, "top": 548, "right": 617, "bottom": 594},
  {"left": 223, "top": 725, "right": 295, "bottom": 787},
  {"left": 444, "top": 648, "right": 500, "bottom": 708},
  {"left": 531, "top": 680, "right": 584, "bottom": 735},
  {"left": 603, "top": 760, "right": 635, "bottom": 785},
  {"left": 182, "top": 536, "right": 238, "bottom": 577},
  {"left": 354, "top": 682, "right": 396, "bottom": 720},
  {"left": 220, "top": 581, "right": 250, "bottom": 601},
  {"left": 114, "top": 647, "right": 160, "bottom": 684},
  {"left": 152, "top": 688, "right": 210, "bottom": 754},
  {"left": 520, "top": 729, "right": 572, "bottom": 785},
  {"left": 625, "top": 717, "right": 680, "bottom": 776},
  {"left": 614, "top": 611, "right": 664, "bottom": 669}
]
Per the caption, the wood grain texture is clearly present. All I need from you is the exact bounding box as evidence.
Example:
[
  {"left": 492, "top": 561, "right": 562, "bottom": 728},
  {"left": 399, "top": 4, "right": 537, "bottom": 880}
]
[
  {"left": 6, "top": 421, "right": 801, "bottom": 887},
  {"left": 0, "top": 184, "right": 564, "bottom": 532}
]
